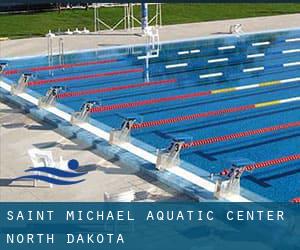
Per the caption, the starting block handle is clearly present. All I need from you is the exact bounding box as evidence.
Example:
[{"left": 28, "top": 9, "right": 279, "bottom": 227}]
[
  {"left": 120, "top": 117, "right": 136, "bottom": 130},
  {"left": 11, "top": 73, "right": 32, "bottom": 95},
  {"left": 109, "top": 117, "right": 138, "bottom": 145},
  {"left": 156, "top": 139, "right": 185, "bottom": 170},
  {"left": 38, "top": 86, "right": 64, "bottom": 108},
  {"left": 71, "top": 100, "right": 99, "bottom": 124},
  {"left": 0, "top": 62, "right": 8, "bottom": 74}
]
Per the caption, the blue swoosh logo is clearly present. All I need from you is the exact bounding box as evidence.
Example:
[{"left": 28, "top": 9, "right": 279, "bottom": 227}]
[
  {"left": 13, "top": 175, "right": 85, "bottom": 185},
  {"left": 14, "top": 159, "right": 86, "bottom": 186},
  {"left": 24, "top": 167, "right": 86, "bottom": 178}
]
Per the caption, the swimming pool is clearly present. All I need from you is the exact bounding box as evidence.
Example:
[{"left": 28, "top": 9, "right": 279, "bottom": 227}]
[{"left": 1, "top": 28, "right": 300, "bottom": 202}]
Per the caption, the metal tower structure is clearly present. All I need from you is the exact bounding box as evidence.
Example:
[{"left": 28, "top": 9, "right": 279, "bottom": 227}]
[{"left": 93, "top": 3, "right": 162, "bottom": 32}]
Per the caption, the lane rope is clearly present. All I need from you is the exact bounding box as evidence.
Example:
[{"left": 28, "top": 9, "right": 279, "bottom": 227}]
[
  {"left": 28, "top": 68, "right": 143, "bottom": 86},
  {"left": 133, "top": 105, "right": 254, "bottom": 129},
  {"left": 219, "top": 154, "right": 300, "bottom": 179},
  {"left": 57, "top": 78, "right": 177, "bottom": 98},
  {"left": 90, "top": 77, "right": 300, "bottom": 113},
  {"left": 182, "top": 121, "right": 300, "bottom": 148},
  {"left": 3, "top": 59, "right": 118, "bottom": 75},
  {"left": 242, "top": 154, "right": 300, "bottom": 172},
  {"left": 291, "top": 197, "right": 300, "bottom": 203},
  {"left": 131, "top": 96, "right": 300, "bottom": 129}
]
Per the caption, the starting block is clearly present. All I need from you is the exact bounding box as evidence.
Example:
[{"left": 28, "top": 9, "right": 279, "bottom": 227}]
[
  {"left": 109, "top": 114, "right": 143, "bottom": 145},
  {"left": 38, "top": 86, "right": 65, "bottom": 108},
  {"left": 71, "top": 101, "right": 99, "bottom": 124},
  {"left": 11, "top": 73, "right": 32, "bottom": 95},
  {"left": 0, "top": 62, "right": 7, "bottom": 74},
  {"left": 214, "top": 170, "right": 242, "bottom": 199},
  {"left": 214, "top": 158, "right": 254, "bottom": 199},
  {"left": 156, "top": 134, "right": 192, "bottom": 170}
]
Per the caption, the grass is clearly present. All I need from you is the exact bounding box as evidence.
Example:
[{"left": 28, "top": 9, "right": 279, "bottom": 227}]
[{"left": 0, "top": 3, "right": 299, "bottom": 39}]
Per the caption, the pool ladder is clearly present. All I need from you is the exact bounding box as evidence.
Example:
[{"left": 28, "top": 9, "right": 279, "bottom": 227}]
[
  {"left": 58, "top": 38, "right": 65, "bottom": 69},
  {"left": 47, "top": 36, "right": 65, "bottom": 75},
  {"left": 47, "top": 36, "right": 53, "bottom": 75}
]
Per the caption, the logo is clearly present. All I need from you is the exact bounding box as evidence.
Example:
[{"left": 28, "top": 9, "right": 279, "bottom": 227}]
[{"left": 13, "top": 159, "right": 87, "bottom": 185}]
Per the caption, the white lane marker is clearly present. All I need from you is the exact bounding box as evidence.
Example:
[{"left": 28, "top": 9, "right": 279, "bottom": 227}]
[
  {"left": 218, "top": 45, "right": 235, "bottom": 50},
  {"left": 281, "top": 77, "right": 300, "bottom": 83},
  {"left": 208, "top": 58, "right": 228, "bottom": 63},
  {"left": 243, "top": 67, "right": 264, "bottom": 73},
  {"left": 200, "top": 72, "right": 223, "bottom": 79},
  {"left": 137, "top": 54, "right": 159, "bottom": 60},
  {"left": 178, "top": 51, "right": 189, "bottom": 55},
  {"left": 178, "top": 49, "right": 200, "bottom": 55},
  {"left": 190, "top": 49, "right": 201, "bottom": 54},
  {"left": 247, "top": 53, "right": 265, "bottom": 58},
  {"left": 283, "top": 61, "right": 300, "bottom": 67},
  {"left": 252, "top": 41, "right": 270, "bottom": 46},
  {"left": 282, "top": 49, "right": 300, "bottom": 54},
  {"left": 166, "top": 63, "right": 188, "bottom": 69},
  {"left": 280, "top": 96, "right": 300, "bottom": 103},
  {"left": 235, "top": 84, "right": 260, "bottom": 90},
  {"left": 285, "top": 38, "right": 300, "bottom": 43}
]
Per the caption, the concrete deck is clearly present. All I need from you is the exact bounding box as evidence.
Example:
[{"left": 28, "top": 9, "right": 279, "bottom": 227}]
[
  {"left": 0, "top": 101, "right": 190, "bottom": 201},
  {"left": 0, "top": 14, "right": 299, "bottom": 201},
  {"left": 0, "top": 14, "right": 299, "bottom": 58}
]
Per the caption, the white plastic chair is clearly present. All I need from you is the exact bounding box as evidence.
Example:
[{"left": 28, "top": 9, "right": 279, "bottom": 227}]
[
  {"left": 28, "top": 148, "right": 56, "bottom": 188},
  {"left": 45, "top": 30, "right": 55, "bottom": 38},
  {"left": 65, "top": 29, "right": 73, "bottom": 35},
  {"left": 73, "top": 28, "right": 82, "bottom": 34},
  {"left": 229, "top": 24, "right": 243, "bottom": 35}
]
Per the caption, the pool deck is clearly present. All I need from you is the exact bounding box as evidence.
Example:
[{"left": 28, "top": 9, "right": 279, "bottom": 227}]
[
  {"left": 0, "top": 101, "right": 190, "bottom": 201},
  {"left": 1, "top": 13, "right": 299, "bottom": 58},
  {"left": 0, "top": 14, "right": 299, "bottom": 202}
]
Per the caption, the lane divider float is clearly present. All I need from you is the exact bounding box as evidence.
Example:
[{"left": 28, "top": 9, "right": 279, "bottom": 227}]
[
  {"left": 182, "top": 121, "right": 300, "bottom": 148},
  {"left": 28, "top": 68, "right": 143, "bottom": 86},
  {"left": 3, "top": 59, "right": 118, "bottom": 75},
  {"left": 90, "top": 77, "right": 300, "bottom": 114},
  {"left": 57, "top": 78, "right": 177, "bottom": 99},
  {"left": 291, "top": 197, "right": 300, "bottom": 203},
  {"left": 220, "top": 154, "right": 300, "bottom": 175},
  {"left": 131, "top": 96, "right": 300, "bottom": 129}
]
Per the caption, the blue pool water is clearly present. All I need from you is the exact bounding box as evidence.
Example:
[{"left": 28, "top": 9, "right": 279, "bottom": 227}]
[{"left": 2, "top": 28, "right": 300, "bottom": 201}]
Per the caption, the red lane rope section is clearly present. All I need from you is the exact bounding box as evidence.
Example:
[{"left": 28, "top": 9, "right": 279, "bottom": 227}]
[
  {"left": 57, "top": 78, "right": 177, "bottom": 99},
  {"left": 182, "top": 121, "right": 300, "bottom": 148},
  {"left": 242, "top": 154, "right": 300, "bottom": 172},
  {"left": 131, "top": 105, "right": 255, "bottom": 129},
  {"left": 90, "top": 90, "right": 213, "bottom": 113},
  {"left": 28, "top": 68, "right": 143, "bottom": 86},
  {"left": 3, "top": 59, "right": 117, "bottom": 75},
  {"left": 291, "top": 197, "right": 300, "bottom": 203}
]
